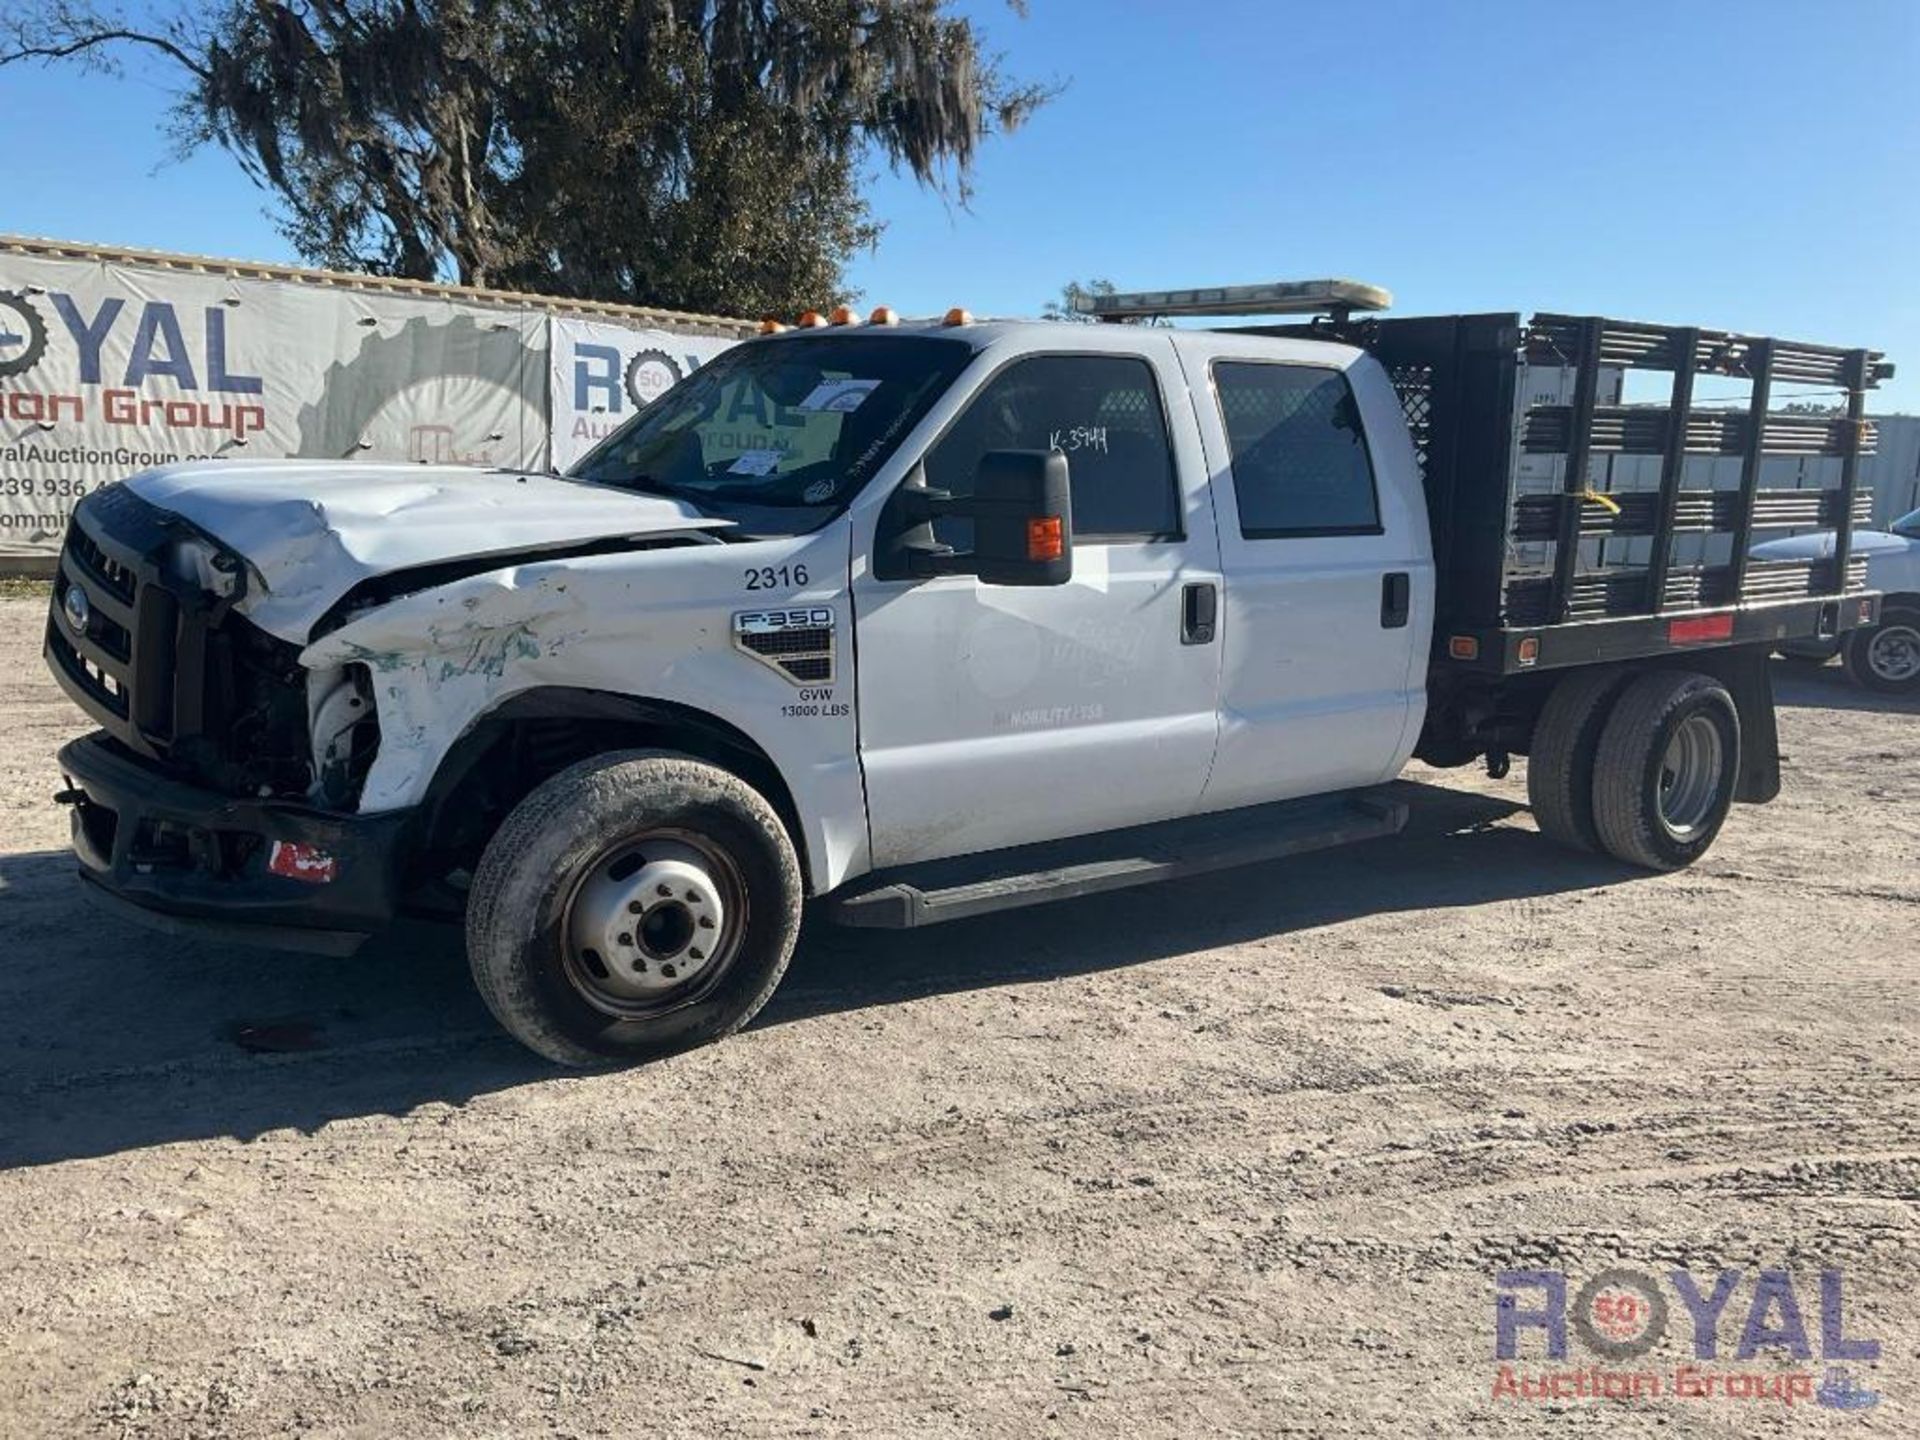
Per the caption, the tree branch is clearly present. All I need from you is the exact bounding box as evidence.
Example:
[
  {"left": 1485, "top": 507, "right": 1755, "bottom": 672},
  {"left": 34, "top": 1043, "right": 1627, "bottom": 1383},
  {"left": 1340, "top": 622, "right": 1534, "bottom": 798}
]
[{"left": 0, "top": 27, "right": 209, "bottom": 80}]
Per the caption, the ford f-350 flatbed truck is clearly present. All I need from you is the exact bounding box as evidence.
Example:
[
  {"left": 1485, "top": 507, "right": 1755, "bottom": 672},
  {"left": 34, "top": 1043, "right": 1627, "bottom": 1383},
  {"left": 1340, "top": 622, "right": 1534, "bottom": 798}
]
[{"left": 44, "top": 281, "right": 1891, "bottom": 1064}]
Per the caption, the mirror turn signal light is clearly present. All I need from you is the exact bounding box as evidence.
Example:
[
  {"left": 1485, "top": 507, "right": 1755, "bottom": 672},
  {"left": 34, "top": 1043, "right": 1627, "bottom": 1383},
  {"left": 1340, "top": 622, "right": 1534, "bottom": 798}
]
[
  {"left": 868, "top": 305, "right": 899, "bottom": 326},
  {"left": 758, "top": 317, "right": 788, "bottom": 334},
  {"left": 943, "top": 307, "right": 973, "bottom": 326},
  {"left": 829, "top": 305, "right": 858, "bottom": 325},
  {"left": 796, "top": 310, "right": 828, "bottom": 328},
  {"left": 1026, "top": 515, "right": 1065, "bottom": 563}
]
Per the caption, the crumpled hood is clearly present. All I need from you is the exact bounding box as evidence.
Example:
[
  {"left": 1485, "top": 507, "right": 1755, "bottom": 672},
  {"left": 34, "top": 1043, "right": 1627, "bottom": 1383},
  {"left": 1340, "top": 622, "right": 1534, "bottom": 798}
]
[
  {"left": 126, "top": 460, "right": 729, "bottom": 642},
  {"left": 1749, "top": 528, "right": 1911, "bottom": 562}
]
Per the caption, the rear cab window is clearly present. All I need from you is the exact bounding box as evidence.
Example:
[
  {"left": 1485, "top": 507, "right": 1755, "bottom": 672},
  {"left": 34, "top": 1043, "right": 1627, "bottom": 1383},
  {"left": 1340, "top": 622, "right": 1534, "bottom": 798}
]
[{"left": 1212, "top": 362, "right": 1382, "bottom": 538}]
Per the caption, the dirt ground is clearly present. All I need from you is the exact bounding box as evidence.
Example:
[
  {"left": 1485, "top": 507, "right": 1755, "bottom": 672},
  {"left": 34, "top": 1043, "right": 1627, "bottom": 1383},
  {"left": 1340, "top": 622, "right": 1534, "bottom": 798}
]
[{"left": 0, "top": 589, "right": 1913, "bottom": 1438}]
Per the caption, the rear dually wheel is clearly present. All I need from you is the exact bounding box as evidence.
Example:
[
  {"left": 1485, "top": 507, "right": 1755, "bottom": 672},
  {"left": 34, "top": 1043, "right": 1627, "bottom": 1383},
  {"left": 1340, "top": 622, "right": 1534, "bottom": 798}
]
[
  {"left": 1590, "top": 671, "right": 1741, "bottom": 871},
  {"left": 1527, "top": 666, "right": 1632, "bottom": 853}
]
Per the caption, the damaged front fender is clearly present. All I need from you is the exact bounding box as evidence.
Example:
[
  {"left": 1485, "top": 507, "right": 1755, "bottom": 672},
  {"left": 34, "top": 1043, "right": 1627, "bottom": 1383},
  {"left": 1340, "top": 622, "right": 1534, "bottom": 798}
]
[
  {"left": 284, "top": 533, "right": 871, "bottom": 896},
  {"left": 300, "top": 565, "right": 591, "bottom": 812}
]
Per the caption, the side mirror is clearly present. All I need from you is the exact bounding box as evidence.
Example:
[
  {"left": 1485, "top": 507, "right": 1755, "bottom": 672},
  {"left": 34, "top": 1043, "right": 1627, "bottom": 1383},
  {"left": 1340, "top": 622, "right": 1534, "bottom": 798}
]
[{"left": 876, "top": 449, "right": 1073, "bottom": 586}]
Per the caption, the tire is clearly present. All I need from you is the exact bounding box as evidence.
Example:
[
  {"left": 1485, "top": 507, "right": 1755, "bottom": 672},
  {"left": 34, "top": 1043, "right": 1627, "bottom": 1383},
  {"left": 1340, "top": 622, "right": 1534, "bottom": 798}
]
[
  {"left": 466, "top": 750, "right": 803, "bottom": 1067},
  {"left": 1526, "top": 667, "right": 1632, "bottom": 852},
  {"left": 1591, "top": 671, "right": 1741, "bottom": 871},
  {"left": 1841, "top": 605, "right": 1920, "bottom": 695}
]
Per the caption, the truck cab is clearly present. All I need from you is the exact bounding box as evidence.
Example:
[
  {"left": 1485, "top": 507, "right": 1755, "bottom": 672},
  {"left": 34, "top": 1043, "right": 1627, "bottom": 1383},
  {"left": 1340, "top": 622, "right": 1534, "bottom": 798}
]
[{"left": 44, "top": 286, "right": 1887, "bottom": 1065}]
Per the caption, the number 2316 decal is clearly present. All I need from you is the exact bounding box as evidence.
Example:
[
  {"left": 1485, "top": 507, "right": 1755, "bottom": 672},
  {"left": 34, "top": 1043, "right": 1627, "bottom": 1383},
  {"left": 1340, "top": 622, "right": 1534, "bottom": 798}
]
[{"left": 743, "top": 563, "right": 809, "bottom": 590}]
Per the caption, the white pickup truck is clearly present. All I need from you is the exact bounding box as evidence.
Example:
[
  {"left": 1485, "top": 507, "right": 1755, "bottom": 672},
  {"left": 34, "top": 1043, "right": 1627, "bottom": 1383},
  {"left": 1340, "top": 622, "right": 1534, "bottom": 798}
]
[
  {"left": 44, "top": 283, "right": 1892, "bottom": 1065},
  {"left": 1751, "top": 510, "right": 1920, "bottom": 692}
]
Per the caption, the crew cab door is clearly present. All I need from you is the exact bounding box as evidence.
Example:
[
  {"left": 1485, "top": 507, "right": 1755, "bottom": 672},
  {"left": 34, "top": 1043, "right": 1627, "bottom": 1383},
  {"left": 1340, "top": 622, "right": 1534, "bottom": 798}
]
[
  {"left": 852, "top": 337, "right": 1223, "bottom": 868},
  {"left": 1175, "top": 336, "right": 1434, "bottom": 811}
]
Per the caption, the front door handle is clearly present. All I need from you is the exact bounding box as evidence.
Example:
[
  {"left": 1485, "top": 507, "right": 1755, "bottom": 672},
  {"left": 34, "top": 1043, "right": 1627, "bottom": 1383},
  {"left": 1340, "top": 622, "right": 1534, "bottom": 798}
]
[
  {"left": 1381, "top": 572, "right": 1411, "bottom": 628},
  {"left": 1182, "top": 582, "right": 1217, "bottom": 645}
]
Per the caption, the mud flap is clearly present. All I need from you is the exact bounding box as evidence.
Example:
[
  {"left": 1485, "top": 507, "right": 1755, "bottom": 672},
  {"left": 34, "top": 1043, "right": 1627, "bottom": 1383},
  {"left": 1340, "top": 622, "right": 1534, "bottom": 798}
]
[{"left": 1686, "top": 646, "right": 1779, "bottom": 804}]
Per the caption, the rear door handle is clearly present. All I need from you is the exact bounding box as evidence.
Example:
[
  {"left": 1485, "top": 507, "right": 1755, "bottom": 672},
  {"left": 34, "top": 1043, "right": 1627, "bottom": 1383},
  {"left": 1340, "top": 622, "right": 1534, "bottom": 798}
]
[
  {"left": 1181, "top": 582, "right": 1217, "bottom": 645},
  {"left": 1381, "top": 572, "right": 1411, "bottom": 629}
]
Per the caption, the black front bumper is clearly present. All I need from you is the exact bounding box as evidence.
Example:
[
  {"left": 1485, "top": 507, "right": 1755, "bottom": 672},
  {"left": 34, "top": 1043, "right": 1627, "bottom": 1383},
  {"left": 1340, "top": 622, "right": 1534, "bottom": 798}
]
[{"left": 57, "top": 732, "right": 412, "bottom": 956}]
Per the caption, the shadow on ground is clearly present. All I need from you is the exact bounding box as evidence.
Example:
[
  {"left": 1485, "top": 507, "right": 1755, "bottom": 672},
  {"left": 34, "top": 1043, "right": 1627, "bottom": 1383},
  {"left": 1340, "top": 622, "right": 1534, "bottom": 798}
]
[{"left": 0, "top": 780, "right": 1633, "bottom": 1170}]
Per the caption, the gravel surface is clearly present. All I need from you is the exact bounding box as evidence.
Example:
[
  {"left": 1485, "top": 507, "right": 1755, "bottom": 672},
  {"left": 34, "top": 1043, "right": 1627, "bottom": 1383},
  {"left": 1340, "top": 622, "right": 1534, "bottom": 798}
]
[{"left": 0, "top": 594, "right": 1913, "bottom": 1437}]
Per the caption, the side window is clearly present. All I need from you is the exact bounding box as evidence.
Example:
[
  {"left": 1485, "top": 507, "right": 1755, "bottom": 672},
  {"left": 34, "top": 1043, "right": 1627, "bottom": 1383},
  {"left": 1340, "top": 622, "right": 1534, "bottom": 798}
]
[
  {"left": 1213, "top": 362, "right": 1381, "bottom": 537},
  {"left": 923, "top": 354, "right": 1181, "bottom": 543}
]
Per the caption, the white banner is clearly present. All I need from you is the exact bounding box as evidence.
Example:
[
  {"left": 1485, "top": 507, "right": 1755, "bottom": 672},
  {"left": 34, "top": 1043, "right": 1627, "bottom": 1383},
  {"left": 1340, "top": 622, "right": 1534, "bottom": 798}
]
[
  {"left": 0, "top": 246, "right": 743, "bottom": 557},
  {"left": 548, "top": 317, "right": 737, "bottom": 472}
]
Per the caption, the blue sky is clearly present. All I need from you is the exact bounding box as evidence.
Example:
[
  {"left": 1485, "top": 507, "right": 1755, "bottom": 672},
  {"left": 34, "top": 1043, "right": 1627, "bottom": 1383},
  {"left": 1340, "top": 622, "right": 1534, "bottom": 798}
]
[{"left": 4, "top": 0, "right": 1917, "bottom": 409}]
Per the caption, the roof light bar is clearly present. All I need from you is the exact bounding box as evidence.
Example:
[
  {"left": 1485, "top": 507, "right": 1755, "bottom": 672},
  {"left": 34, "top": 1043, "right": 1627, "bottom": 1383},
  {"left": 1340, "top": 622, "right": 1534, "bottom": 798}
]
[{"left": 1074, "top": 279, "right": 1392, "bottom": 321}]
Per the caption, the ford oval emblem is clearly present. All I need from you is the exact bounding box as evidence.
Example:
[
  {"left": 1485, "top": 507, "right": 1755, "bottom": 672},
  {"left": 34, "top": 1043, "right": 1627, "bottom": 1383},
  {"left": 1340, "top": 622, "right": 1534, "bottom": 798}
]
[{"left": 62, "top": 583, "right": 91, "bottom": 634}]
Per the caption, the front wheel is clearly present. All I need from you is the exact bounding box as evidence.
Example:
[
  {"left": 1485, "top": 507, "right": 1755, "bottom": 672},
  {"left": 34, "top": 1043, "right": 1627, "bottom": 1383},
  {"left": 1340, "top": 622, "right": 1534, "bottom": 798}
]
[
  {"left": 466, "top": 751, "right": 803, "bottom": 1066},
  {"left": 1590, "top": 671, "right": 1741, "bottom": 871},
  {"left": 1842, "top": 605, "right": 1920, "bottom": 695}
]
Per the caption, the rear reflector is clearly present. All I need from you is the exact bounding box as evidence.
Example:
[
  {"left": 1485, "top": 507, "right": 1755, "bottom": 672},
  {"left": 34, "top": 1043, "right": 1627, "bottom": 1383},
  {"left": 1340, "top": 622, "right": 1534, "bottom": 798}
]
[
  {"left": 1668, "top": 613, "right": 1735, "bottom": 645},
  {"left": 268, "top": 840, "right": 338, "bottom": 885},
  {"left": 1448, "top": 635, "right": 1480, "bottom": 661},
  {"left": 1026, "top": 516, "right": 1064, "bottom": 562}
]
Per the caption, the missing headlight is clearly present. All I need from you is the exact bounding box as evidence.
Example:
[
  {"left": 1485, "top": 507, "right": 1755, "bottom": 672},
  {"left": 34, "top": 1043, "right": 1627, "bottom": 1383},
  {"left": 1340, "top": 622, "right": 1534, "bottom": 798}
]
[{"left": 311, "top": 664, "right": 381, "bottom": 809}]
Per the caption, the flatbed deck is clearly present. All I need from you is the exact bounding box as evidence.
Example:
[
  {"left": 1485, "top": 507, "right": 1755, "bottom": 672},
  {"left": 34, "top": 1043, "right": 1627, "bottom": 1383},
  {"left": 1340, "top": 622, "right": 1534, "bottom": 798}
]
[{"left": 1242, "top": 312, "right": 1891, "bottom": 676}]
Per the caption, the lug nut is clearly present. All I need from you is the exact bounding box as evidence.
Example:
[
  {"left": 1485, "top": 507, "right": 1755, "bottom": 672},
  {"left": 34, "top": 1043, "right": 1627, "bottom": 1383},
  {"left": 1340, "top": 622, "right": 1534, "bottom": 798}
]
[
  {"left": 628, "top": 900, "right": 643, "bottom": 915},
  {"left": 660, "top": 964, "right": 678, "bottom": 979},
  {"left": 684, "top": 890, "right": 700, "bottom": 902},
  {"left": 618, "top": 932, "right": 633, "bottom": 947},
  {"left": 698, "top": 915, "right": 714, "bottom": 929},
  {"left": 689, "top": 948, "right": 704, "bottom": 962}
]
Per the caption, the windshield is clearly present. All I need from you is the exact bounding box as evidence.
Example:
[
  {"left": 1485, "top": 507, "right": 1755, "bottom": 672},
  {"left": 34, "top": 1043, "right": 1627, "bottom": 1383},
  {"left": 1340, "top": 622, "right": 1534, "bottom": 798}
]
[
  {"left": 567, "top": 334, "right": 973, "bottom": 534},
  {"left": 1893, "top": 506, "right": 1920, "bottom": 539}
]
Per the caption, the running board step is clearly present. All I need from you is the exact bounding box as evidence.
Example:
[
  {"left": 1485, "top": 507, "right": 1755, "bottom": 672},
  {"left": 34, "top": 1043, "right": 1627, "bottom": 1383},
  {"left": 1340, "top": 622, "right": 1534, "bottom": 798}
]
[{"left": 828, "top": 787, "right": 1408, "bottom": 929}]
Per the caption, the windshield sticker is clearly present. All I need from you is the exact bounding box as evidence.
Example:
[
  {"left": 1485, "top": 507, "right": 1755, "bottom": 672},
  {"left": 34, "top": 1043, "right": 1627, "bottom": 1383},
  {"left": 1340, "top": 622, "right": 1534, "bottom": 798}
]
[
  {"left": 802, "top": 479, "right": 838, "bottom": 504},
  {"left": 727, "top": 448, "right": 784, "bottom": 476},
  {"left": 797, "top": 378, "right": 881, "bottom": 414}
]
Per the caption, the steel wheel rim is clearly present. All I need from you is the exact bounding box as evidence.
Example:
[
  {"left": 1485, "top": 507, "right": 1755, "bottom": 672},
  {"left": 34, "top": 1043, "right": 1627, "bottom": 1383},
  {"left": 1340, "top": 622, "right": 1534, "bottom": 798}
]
[
  {"left": 1657, "top": 713, "right": 1724, "bottom": 840},
  {"left": 561, "top": 828, "right": 748, "bottom": 1019},
  {"left": 1867, "top": 624, "right": 1920, "bottom": 682}
]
